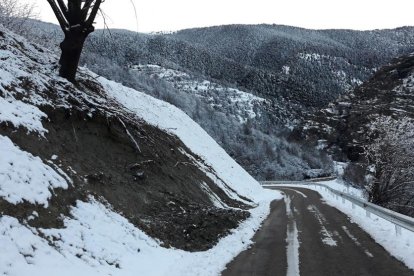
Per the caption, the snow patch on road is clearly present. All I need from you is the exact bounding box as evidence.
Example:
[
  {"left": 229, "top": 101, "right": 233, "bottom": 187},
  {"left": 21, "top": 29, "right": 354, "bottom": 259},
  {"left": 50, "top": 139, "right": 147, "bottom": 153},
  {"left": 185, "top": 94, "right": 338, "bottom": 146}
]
[
  {"left": 285, "top": 194, "right": 301, "bottom": 276},
  {"left": 281, "top": 187, "right": 308, "bottom": 198},
  {"left": 286, "top": 221, "right": 300, "bottom": 276},
  {"left": 307, "top": 205, "right": 337, "bottom": 247},
  {"left": 285, "top": 195, "right": 293, "bottom": 217},
  {"left": 342, "top": 226, "right": 374, "bottom": 258}
]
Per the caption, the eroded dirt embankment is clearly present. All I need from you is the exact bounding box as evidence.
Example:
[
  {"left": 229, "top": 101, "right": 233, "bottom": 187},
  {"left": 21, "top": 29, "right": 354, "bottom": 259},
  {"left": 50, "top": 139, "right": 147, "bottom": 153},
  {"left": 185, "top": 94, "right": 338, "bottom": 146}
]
[{"left": 0, "top": 77, "right": 250, "bottom": 251}]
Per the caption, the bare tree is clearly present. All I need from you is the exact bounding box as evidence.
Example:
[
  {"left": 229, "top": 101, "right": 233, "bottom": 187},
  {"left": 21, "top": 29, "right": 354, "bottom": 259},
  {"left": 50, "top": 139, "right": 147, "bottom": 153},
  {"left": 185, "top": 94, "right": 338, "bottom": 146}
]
[
  {"left": 0, "top": 0, "right": 38, "bottom": 34},
  {"left": 46, "top": 0, "right": 103, "bottom": 82}
]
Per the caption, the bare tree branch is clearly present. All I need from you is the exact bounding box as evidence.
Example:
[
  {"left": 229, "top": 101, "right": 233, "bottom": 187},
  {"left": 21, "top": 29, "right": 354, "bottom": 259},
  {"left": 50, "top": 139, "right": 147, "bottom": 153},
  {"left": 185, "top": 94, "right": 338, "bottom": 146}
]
[
  {"left": 46, "top": 0, "right": 69, "bottom": 32},
  {"left": 81, "top": 0, "right": 94, "bottom": 21},
  {"left": 56, "top": 0, "right": 68, "bottom": 17},
  {"left": 85, "top": 0, "right": 102, "bottom": 28}
]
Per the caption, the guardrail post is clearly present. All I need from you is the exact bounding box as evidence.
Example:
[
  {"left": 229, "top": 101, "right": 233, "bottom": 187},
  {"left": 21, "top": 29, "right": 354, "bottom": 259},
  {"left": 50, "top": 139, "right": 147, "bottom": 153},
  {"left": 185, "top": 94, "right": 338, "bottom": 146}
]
[
  {"left": 395, "top": 225, "right": 402, "bottom": 236},
  {"left": 342, "top": 198, "right": 345, "bottom": 204},
  {"left": 352, "top": 202, "right": 355, "bottom": 209},
  {"left": 366, "top": 210, "right": 371, "bottom": 218}
]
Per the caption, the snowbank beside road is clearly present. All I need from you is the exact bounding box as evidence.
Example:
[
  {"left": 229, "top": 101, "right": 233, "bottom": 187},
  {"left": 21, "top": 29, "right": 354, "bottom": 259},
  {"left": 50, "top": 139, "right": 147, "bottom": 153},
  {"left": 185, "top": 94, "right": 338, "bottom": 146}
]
[
  {"left": 315, "top": 179, "right": 365, "bottom": 199},
  {"left": 1, "top": 193, "right": 280, "bottom": 276}
]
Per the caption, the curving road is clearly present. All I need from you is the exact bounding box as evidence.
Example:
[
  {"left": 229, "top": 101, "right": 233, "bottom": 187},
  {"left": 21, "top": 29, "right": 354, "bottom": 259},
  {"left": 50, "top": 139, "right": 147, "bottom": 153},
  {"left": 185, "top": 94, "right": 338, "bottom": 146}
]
[{"left": 222, "top": 187, "right": 414, "bottom": 276}]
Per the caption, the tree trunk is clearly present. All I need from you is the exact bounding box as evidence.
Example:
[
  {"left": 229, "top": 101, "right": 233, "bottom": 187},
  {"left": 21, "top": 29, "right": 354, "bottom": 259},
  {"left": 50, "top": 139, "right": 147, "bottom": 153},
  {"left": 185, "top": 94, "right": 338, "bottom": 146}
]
[{"left": 59, "top": 27, "right": 87, "bottom": 82}]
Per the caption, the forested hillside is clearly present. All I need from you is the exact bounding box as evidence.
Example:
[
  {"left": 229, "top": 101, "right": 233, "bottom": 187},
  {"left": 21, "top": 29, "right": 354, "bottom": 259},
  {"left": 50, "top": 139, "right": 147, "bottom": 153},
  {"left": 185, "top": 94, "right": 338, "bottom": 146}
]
[
  {"left": 20, "top": 21, "right": 414, "bottom": 180},
  {"left": 171, "top": 25, "right": 414, "bottom": 105}
]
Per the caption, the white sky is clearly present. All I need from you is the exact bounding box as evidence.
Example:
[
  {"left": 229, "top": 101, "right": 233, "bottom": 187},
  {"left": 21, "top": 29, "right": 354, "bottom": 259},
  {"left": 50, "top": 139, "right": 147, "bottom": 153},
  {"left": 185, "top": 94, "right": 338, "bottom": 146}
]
[{"left": 29, "top": 0, "right": 414, "bottom": 33}]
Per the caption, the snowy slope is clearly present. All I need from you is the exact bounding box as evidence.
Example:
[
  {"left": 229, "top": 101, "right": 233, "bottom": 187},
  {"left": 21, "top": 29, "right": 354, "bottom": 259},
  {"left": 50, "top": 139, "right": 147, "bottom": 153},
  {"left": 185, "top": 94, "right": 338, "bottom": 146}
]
[
  {"left": 0, "top": 25, "right": 281, "bottom": 275},
  {"left": 0, "top": 135, "right": 68, "bottom": 206}
]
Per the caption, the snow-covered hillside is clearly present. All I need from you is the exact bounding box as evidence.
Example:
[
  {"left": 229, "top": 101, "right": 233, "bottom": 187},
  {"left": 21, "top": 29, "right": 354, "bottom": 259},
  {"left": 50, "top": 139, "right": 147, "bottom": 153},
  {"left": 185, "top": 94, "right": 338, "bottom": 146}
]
[
  {"left": 132, "top": 64, "right": 268, "bottom": 123},
  {"left": 0, "top": 26, "right": 281, "bottom": 275}
]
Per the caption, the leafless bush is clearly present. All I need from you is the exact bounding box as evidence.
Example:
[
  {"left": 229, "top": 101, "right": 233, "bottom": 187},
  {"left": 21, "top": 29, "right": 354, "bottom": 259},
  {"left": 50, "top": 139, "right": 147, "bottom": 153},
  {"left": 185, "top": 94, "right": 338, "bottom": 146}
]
[
  {"left": 342, "top": 162, "right": 367, "bottom": 188},
  {"left": 0, "top": 0, "right": 38, "bottom": 34},
  {"left": 364, "top": 116, "right": 414, "bottom": 216}
]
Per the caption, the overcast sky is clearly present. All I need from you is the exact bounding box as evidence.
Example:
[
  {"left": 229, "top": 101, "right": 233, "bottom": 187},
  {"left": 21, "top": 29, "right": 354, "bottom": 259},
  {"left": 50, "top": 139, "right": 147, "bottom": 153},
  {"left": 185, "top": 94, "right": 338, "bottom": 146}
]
[{"left": 30, "top": 0, "right": 414, "bottom": 33}]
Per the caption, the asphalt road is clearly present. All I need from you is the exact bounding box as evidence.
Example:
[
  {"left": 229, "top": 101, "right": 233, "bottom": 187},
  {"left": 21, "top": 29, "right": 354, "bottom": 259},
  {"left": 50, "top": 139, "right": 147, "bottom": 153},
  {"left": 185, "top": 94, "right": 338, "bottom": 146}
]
[{"left": 222, "top": 187, "right": 414, "bottom": 276}]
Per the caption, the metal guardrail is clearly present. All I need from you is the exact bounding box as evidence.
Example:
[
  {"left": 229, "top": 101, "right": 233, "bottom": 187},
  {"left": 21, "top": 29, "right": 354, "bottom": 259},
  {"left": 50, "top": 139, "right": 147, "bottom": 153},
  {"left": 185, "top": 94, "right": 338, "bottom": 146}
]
[
  {"left": 261, "top": 180, "right": 414, "bottom": 234},
  {"left": 260, "top": 176, "right": 337, "bottom": 185}
]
